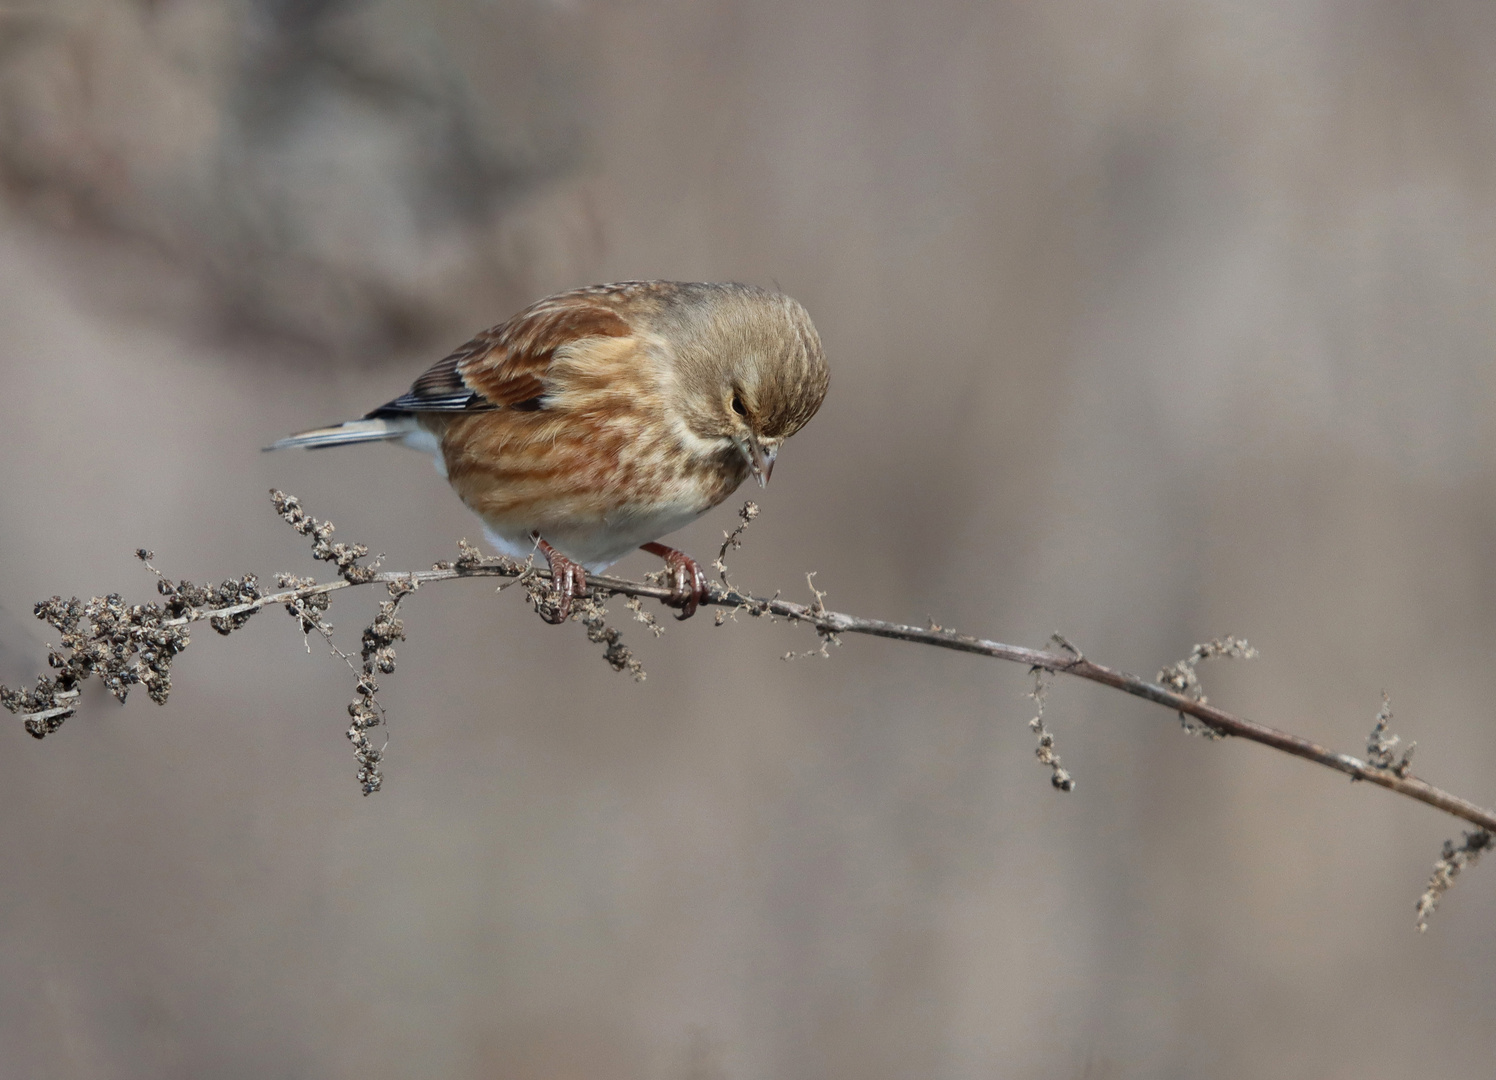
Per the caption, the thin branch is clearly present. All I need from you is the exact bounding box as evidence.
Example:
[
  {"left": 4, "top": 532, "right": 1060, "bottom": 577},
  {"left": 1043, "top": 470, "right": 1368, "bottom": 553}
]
[
  {"left": 8, "top": 484, "right": 1495, "bottom": 923},
  {"left": 18, "top": 547, "right": 1488, "bottom": 834}
]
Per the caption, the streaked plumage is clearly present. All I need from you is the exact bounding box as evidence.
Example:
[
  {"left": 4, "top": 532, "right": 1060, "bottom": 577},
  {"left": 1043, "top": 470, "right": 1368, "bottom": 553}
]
[{"left": 268, "top": 281, "right": 828, "bottom": 619}]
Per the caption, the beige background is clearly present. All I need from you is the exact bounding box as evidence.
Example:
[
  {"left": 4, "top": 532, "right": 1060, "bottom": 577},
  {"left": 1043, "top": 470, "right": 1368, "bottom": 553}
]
[{"left": 2, "top": 2, "right": 1495, "bottom": 1077}]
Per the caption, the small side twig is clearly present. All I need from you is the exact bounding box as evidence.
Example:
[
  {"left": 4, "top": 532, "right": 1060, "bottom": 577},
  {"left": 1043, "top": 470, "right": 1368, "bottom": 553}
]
[
  {"left": 1415, "top": 830, "right": 1492, "bottom": 932},
  {"left": 1366, "top": 692, "right": 1416, "bottom": 778},
  {"left": 712, "top": 501, "right": 760, "bottom": 626},
  {"left": 272, "top": 491, "right": 379, "bottom": 583},
  {"left": 1028, "top": 668, "right": 1074, "bottom": 792},
  {"left": 575, "top": 595, "right": 646, "bottom": 681},
  {"left": 782, "top": 572, "right": 839, "bottom": 660},
  {"left": 1158, "top": 636, "right": 1258, "bottom": 738},
  {"left": 345, "top": 579, "right": 414, "bottom": 795},
  {"left": 712, "top": 501, "right": 760, "bottom": 589}
]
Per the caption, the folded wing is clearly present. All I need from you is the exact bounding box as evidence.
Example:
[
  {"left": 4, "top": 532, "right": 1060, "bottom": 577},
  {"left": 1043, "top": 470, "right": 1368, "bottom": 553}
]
[
  {"left": 267, "top": 287, "right": 636, "bottom": 450},
  {"left": 368, "top": 292, "right": 633, "bottom": 417}
]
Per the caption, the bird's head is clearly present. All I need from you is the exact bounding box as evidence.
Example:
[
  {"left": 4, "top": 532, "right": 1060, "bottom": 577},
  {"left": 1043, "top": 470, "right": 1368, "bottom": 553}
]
[{"left": 665, "top": 283, "right": 828, "bottom": 487}]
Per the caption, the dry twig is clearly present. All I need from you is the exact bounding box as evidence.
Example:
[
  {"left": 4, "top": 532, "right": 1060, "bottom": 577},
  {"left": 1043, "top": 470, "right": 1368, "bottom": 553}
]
[
  {"left": 1027, "top": 665, "right": 1073, "bottom": 792},
  {"left": 1415, "top": 830, "right": 1492, "bottom": 932},
  {"left": 4, "top": 492, "right": 1494, "bottom": 925}
]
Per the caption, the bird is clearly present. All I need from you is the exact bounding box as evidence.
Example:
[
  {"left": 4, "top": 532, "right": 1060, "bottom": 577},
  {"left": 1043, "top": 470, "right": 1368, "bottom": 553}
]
[{"left": 267, "top": 280, "right": 828, "bottom": 622}]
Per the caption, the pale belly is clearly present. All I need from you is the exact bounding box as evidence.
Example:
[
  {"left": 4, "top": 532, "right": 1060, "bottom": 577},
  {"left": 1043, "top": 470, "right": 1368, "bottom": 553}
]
[{"left": 480, "top": 500, "right": 716, "bottom": 572}]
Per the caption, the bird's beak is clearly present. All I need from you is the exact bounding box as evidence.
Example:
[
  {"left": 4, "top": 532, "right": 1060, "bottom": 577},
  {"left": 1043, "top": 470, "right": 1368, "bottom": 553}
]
[{"left": 740, "top": 434, "right": 776, "bottom": 487}]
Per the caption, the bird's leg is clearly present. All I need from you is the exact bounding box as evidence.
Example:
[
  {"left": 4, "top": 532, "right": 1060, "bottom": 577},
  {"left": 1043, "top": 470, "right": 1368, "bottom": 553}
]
[
  {"left": 640, "top": 542, "right": 707, "bottom": 620},
  {"left": 533, "top": 535, "right": 586, "bottom": 624}
]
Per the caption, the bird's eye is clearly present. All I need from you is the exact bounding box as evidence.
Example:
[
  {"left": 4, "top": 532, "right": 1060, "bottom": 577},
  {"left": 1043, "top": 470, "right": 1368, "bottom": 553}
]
[{"left": 730, "top": 392, "right": 747, "bottom": 417}]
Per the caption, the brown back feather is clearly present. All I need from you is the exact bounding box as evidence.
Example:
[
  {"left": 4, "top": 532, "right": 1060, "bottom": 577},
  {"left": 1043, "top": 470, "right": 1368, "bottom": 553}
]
[{"left": 369, "top": 290, "right": 633, "bottom": 416}]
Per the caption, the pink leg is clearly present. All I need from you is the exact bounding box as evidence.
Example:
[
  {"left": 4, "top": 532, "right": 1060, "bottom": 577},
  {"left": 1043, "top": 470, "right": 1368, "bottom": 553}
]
[
  {"left": 534, "top": 536, "right": 586, "bottom": 624},
  {"left": 641, "top": 542, "right": 708, "bottom": 620}
]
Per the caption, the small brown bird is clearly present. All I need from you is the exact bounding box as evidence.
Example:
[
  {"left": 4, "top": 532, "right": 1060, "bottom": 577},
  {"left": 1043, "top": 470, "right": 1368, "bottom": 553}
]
[{"left": 268, "top": 281, "right": 828, "bottom": 621}]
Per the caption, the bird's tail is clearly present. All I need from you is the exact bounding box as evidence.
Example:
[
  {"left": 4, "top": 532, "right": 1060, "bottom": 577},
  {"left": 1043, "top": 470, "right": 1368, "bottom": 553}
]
[{"left": 263, "top": 416, "right": 414, "bottom": 452}]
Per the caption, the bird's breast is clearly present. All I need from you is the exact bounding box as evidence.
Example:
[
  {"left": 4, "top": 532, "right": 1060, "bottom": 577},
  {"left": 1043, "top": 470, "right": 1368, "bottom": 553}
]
[{"left": 434, "top": 394, "right": 748, "bottom": 569}]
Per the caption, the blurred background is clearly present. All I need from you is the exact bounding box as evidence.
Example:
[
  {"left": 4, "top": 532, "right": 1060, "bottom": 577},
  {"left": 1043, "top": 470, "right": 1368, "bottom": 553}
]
[{"left": 2, "top": 1, "right": 1495, "bottom": 1076}]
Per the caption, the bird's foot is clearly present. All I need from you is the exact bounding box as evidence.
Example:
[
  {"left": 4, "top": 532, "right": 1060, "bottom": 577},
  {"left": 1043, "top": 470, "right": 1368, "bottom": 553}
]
[
  {"left": 534, "top": 536, "right": 586, "bottom": 624},
  {"left": 641, "top": 542, "right": 707, "bottom": 620}
]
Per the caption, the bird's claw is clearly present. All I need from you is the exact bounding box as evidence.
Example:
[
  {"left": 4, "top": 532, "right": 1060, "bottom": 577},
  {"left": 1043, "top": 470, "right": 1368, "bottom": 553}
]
[
  {"left": 642, "top": 542, "right": 707, "bottom": 620},
  {"left": 535, "top": 537, "right": 586, "bottom": 624}
]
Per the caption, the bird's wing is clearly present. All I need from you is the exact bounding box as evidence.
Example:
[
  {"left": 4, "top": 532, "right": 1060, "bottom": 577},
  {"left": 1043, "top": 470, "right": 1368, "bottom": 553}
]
[{"left": 366, "top": 291, "right": 633, "bottom": 416}]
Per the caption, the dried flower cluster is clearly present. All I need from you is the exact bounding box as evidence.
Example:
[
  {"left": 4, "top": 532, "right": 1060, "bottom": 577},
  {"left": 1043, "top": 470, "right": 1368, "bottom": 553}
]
[
  {"left": 0, "top": 552, "right": 262, "bottom": 739},
  {"left": 0, "top": 493, "right": 657, "bottom": 793},
  {"left": 272, "top": 491, "right": 379, "bottom": 584},
  {"left": 576, "top": 598, "right": 645, "bottom": 680},
  {"left": 1158, "top": 636, "right": 1258, "bottom": 738},
  {"left": 1415, "top": 830, "right": 1491, "bottom": 932},
  {"left": 1027, "top": 669, "right": 1074, "bottom": 792},
  {"left": 268, "top": 491, "right": 407, "bottom": 792},
  {"left": 343, "top": 582, "right": 413, "bottom": 794},
  {"left": 1365, "top": 692, "right": 1416, "bottom": 778}
]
